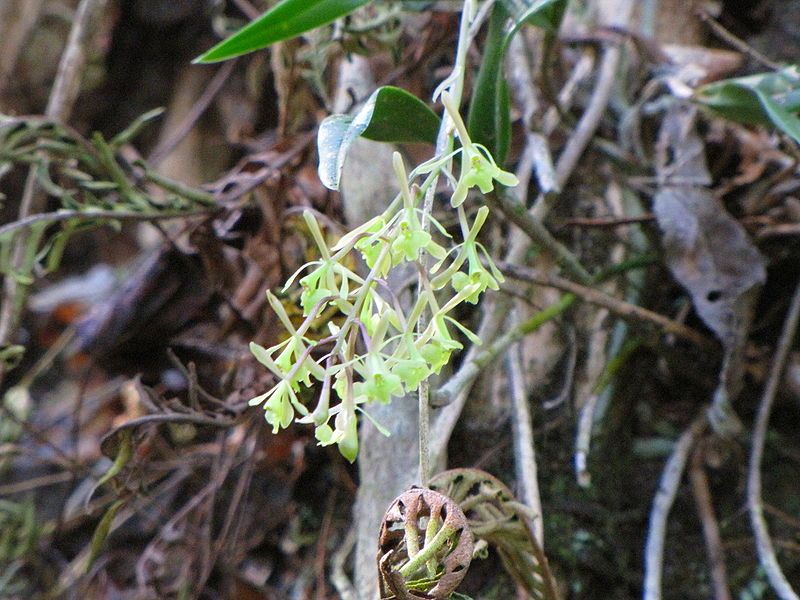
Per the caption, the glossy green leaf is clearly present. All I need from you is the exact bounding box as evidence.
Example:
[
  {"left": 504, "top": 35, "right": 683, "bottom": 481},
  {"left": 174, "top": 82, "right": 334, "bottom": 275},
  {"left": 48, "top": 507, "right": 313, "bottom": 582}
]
[
  {"left": 467, "top": 2, "right": 512, "bottom": 164},
  {"left": 318, "top": 86, "right": 440, "bottom": 190},
  {"left": 359, "top": 86, "right": 441, "bottom": 144},
  {"left": 194, "top": 0, "right": 370, "bottom": 63},
  {"left": 694, "top": 66, "right": 800, "bottom": 144},
  {"left": 753, "top": 87, "right": 800, "bottom": 143}
]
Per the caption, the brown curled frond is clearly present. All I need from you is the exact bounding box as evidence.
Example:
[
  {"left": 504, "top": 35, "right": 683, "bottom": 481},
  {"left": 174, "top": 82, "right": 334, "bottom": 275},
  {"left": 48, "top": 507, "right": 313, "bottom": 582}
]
[
  {"left": 378, "top": 486, "right": 473, "bottom": 599},
  {"left": 429, "top": 468, "right": 562, "bottom": 600}
]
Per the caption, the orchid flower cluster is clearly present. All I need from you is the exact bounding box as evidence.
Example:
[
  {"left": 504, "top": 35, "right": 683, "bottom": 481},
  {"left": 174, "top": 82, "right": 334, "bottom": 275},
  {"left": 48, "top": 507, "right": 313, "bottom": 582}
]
[{"left": 248, "top": 94, "right": 518, "bottom": 461}]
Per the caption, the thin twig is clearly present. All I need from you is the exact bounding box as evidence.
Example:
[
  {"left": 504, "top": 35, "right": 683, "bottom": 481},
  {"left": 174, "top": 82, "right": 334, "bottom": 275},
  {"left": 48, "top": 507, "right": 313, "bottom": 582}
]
[
  {"left": 46, "top": 0, "right": 109, "bottom": 123},
  {"left": 148, "top": 61, "right": 237, "bottom": 166},
  {"left": 560, "top": 214, "right": 655, "bottom": 228},
  {"left": 572, "top": 307, "right": 613, "bottom": 488},
  {"left": 643, "top": 413, "right": 707, "bottom": 600},
  {"left": 0, "top": 0, "right": 45, "bottom": 96},
  {"left": 230, "top": 0, "right": 261, "bottom": 20},
  {"left": 500, "top": 262, "right": 714, "bottom": 348},
  {"left": 698, "top": 9, "right": 781, "bottom": 71},
  {"left": 488, "top": 190, "right": 592, "bottom": 284},
  {"left": 0, "top": 206, "right": 219, "bottom": 239},
  {"left": 573, "top": 182, "right": 624, "bottom": 487},
  {"left": 689, "top": 444, "right": 732, "bottom": 600},
  {"left": 331, "top": 526, "right": 357, "bottom": 600},
  {"left": 575, "top": 337, "right": 640, "bottom": 487},
  {"left": 505, "top": 314, "right": 544, "bottom": 546},
  {"left": 747, "top": 278, "right": 800, "bottom": 600},
  {"left": 0, "top": 471, "right": 75, "bottom": 496},
  {"left": 314, "top": 488, "right": 338, "bottom": 600}
]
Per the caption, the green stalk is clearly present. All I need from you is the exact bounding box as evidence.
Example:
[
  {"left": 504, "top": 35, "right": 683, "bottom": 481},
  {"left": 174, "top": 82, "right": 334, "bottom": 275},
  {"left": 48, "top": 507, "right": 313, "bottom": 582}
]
[{"left": 416, "top": 0, "right": 478, "bottom": 486}]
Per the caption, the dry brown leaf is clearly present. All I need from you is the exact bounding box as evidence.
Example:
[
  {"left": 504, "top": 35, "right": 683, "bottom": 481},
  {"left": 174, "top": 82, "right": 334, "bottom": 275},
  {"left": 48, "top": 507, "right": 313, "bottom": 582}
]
[{"left": 654, "top": 104, "right": 766, "bottom": 435}]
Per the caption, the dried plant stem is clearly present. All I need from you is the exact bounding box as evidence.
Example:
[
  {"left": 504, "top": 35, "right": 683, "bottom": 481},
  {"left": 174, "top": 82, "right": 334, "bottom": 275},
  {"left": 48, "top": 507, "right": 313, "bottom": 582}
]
[
  {"left": 500, "top": 262, "right": 713, "bottom": 348},
  {"left": 505, "top": 318, "right": 544, "bottom": 546},
  {"left": 0, "top": 207, "right": 218, "bottom": 239},
  {"left": 331, "top": 527, "right": 357, "bottom": 600},
  {"left": 418, "top": 373, "right": 431, "bottom": 484},
  {"left": 643, "top": 413, "right": 707, "bottom": 600},
  {"left": 689, "top": 446, "right": 732, "bottom": 600},
  {"left": 45, "top": 0, "right": 109, "bottom": 123},
  {"left": 148, "top": 61, "right": 237, "bottom": 166},
  {"left": 698, "top": 9, "right": 781, "bottom": 71},
  {"left": 0, "top": 0, "right": 45, "bottom": 96},
  {"left": 747, "top": 279, "right": 800, "bottom": 600},
  {"left": 575, "top": 338, "right": 640, "bottom": 487}
]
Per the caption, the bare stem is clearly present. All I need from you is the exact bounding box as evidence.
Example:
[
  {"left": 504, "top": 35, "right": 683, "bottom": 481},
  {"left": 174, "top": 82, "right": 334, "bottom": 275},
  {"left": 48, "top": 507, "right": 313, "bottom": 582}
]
[
  {"left": 689, "top": 445, "right": 732, "bottom": 600},
  {"left": 747, "top": 279, "right": 800, "bottom": 600},
  {"left": 505, "top": 315, "right": 544, "bottom": 546},
  {"left": 643, "top": 413, "right": 707, "bottom": 600}
]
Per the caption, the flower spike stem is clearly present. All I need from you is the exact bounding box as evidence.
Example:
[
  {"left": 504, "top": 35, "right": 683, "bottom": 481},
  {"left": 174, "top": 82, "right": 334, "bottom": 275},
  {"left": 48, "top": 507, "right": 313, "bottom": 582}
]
[{"left": 416, "top": 0, "right": 478, "bottom": 485}]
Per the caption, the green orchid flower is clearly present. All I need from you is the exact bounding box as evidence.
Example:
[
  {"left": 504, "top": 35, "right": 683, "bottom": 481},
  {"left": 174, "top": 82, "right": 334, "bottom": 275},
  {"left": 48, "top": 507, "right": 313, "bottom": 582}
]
[
  {"left": 354, "top": 353, "right": 403, "bottom": 404},
  {"left": 334, "top": 402, "right": 359, "bottom": 463},
  {"left": 357, "top": 235, "right": 392, "bottom": 276},
  {"left": 297, "top": 258, "right": 363, "bottom": 315},
  {"left": 391, "top": 220, "right": 432, "bottom": 262},
  {"left": 391, "top": 355, "right": 430, "bottom": 390},
  {"left": 440, "top": 91, "right": 519, "bottom": 207},
  {"left": 419, "top": 339, "right": 458, "bottom": 374},
  {"left": 451, "top": 244, "right": 501, "bottom": 303},
  {"left": 249, "top": 379, "right": 306, "bottom": 434},
  {"left": 450, "top": 144, "right": 519, "bottom": 207}
]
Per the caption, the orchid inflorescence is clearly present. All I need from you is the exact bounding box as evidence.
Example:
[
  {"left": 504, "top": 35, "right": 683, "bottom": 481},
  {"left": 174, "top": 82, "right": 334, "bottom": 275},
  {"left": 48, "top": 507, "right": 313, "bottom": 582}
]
[{"left": 248, "top": 93, "right": 518, "bottom": 461}]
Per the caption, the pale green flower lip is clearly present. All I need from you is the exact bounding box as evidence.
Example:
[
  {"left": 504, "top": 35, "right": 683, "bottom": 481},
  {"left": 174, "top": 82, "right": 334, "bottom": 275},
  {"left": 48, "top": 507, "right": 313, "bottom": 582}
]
[{"left": 451, "top": 144, "right": 519, "bottom": 207}]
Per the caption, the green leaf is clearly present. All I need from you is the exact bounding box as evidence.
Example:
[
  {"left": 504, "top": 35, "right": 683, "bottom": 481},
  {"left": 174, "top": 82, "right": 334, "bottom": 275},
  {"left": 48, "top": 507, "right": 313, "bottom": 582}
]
[
  {"left": 317, "top": 86, "right": 440, "bottom": 190},
  {"left": 93, "top": 429, "right": 132, "bottom": 496},
  {"left": 86, "top": 499, "right": 124, "bottom": 571},
  {"left": 467, "top": 2, "right": 512, "bottom": 164},
  {"left": 695, "top": 79, "right": 776, "bottom": 127},
  {"left": 360, "top": 87, "right": 441, "bottom": 144},
  {"left": 502, "top": 0, "right": 568, "bottom": 34},
  {"left": 468, "top": 0, "right": 568, "bottom": 164},
  {"left": 194, "top": 0, "right": 370, "bottom": 63},
  {"left": 753, "top": 87, "right": 800, "bottom": 144},
  {"left": 694, "top": 67, "right": 800, "bottom": 144}
]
